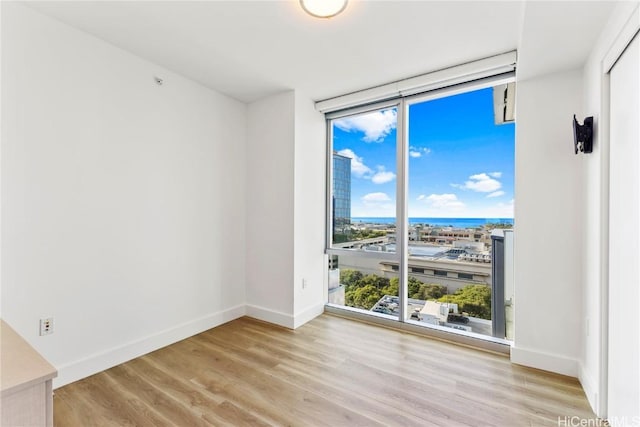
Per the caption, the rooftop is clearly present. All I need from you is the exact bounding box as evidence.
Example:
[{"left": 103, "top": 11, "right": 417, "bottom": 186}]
[{"left": 371, "top": 295, "right": 492, "bottom": 336}]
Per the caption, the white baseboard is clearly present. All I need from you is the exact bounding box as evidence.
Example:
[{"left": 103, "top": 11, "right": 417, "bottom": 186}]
[
  {"left": 245, "top": 303, "right": 326, "bottom": 330},
  {"left": 53, "top": 304, "right": 246, "bottom": 389},
  {"left": 511, "top": 346, "right": 579, "bottom": 377},
  {"left": 579, "top": 362, "right": 601, "bottom": 417},
  {"left": 54, "top": 303, "right": 326, "bottom": 388},
  {"left": 245, "top": 304, "right": 294, "bottom": 329},
  {"left": 293, "top": 303, "right": 325, "bottom": 329}
]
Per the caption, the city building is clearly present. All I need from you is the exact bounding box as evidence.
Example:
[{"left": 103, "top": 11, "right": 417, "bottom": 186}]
[
  {"left": 369, "top": 296, "right": 492, "bottom": 335},
  {"left": 335, "top": 249, "right": 491, "bottom": 293},
  {"left": 410, "top": 225, "right": 495, "bottom": 248},
  {"left": 332, "top": 152, "right": 351, "bottom": 238}
]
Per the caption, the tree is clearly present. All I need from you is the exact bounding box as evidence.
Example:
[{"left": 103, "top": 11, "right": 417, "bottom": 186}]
[
  {"left": 359, "top": 274, "right": 389, "bottom": 290},
  {"left": 412, "top": 283, "right": 447, "bottom": 300},
  {"left": 340, "top": 269, "right": 363, "bottom": 290},
  {"left": 381, "top": 279, "right": 398, "bottom": 297},
  {"left": 349, "top": 285, "right": 383, "bottom": 310},
  {"left": 407, "top": 276, "right": 422, "bottom": 296},
  {"left": 438, "top": 285, "right": 491, "bottom": 320},
  {"left": 341, "top": 270, "right": 390, "bottom": 309}
]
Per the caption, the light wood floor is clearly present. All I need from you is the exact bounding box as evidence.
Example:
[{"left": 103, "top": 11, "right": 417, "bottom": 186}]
[{"left": 54, "top": 314, "right": 596, "bottom": 426}]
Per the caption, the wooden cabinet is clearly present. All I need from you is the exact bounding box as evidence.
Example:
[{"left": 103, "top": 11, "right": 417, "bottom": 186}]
[{"left": 1, "top": 320, "right": 57, "bottom": 427}]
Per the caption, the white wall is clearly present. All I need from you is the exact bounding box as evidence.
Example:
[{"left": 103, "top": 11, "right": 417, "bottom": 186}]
[
  {"left": 292, "top": 92, "right": 326, "bottom": 327},
  {"left": 0, "top": 0, "right": 3, "bottom": 320},
  {"left": 245, "top": 91, "right": 296, "bottom": 325},
  {"left": 511, "top": 69, "right": 585, "bottom": 377},
  {"left": 1, "top": 3, "right": 247, "bottom": 387},
  {"left": 245, "top": 90, "right": 326, "bottom": 328},
  {"left": 581, "top": 2, "right": 640, "bottom": 418}
]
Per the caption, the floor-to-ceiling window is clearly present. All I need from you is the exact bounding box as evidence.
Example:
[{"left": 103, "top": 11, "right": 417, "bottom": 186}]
[
  {"left": 328, "top": 105, "right": 400, "bottom": 321},
  {"left": 326, "top": 74, "right": 515, "bottom": 342}
]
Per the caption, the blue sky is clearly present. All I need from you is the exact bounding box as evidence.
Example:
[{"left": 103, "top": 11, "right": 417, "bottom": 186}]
[{"left": 333, "top": 87, "right": 515, "bottom": 218}]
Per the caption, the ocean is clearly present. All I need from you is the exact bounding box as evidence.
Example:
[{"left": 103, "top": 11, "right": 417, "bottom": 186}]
[{"left": 351, "top": 217, "right": 514, "bottom": 228}]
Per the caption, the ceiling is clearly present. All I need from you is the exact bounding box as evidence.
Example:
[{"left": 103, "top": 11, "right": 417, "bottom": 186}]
[{"left": 25, "top": 1, "right": 619, "bottom": 104}]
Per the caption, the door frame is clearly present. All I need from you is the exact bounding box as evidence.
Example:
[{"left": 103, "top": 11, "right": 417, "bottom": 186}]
[{"left": 600, "top": 4, "right": 640, "bottom": 418}]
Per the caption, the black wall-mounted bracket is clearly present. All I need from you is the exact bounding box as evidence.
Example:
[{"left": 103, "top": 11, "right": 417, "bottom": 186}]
[{"left": 573, "top": 115, "right": 594, "bottom": 154}]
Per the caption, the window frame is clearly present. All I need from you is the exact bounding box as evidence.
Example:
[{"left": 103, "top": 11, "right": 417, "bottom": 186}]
[
  {"left": 325, "top": 98, "right": 402, "bottom": 264},
  {"left": 325, "top": 72, "right": 516, "bottom": 334}
]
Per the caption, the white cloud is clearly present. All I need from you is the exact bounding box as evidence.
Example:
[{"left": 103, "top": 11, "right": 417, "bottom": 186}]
[
  {"left": 495, "top": 199, "right": 514, "bottom": 217},
  {"left": 419, "top": 193, "right": 466, "bottom": 210},
  {"left": 336, "top": 148, "right": 373, "bottom": 178},
  {"left": 362, "top": 192, "right": 391, "bottom": 203},
  {"left": 336, "top": 149, "right": 396, "bottom": 185},
  {"left": 454, "top": 172, "right": 502, "bottom": 193},
  {"left": 354, "top": 192, "right": 396, "bottom": 217},
  {"left": 489, "top": 172, "right": 502, "bottom": 178},
  {"left": 334, "top": 109, "right": 397, "bottom": 142},
  {"left": 371, "top": 166, "right": 396, "bottom": 184},
  {"left": 409, "top": 146, "right": 431, "bottom": 158},
  {"left": 487, "top": 190, "right": 505, "bottom": 198}
]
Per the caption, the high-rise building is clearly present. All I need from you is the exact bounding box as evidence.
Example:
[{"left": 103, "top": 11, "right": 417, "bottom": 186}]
[{"left": 332, "top": 152, "right": 351, "bottom": 238}]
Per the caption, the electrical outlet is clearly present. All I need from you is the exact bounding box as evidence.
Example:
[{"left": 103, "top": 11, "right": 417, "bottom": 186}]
[
  {"left": 40, "top": 318, "right": 53, "bottom": 336},
  {"left": 302, "top": 278, "right": 308, "bottom": 289}
]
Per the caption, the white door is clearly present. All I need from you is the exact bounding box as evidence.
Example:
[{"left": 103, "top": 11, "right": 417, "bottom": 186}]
[{"left": 608, "top": 31, "right": 640, "bottom": 423}]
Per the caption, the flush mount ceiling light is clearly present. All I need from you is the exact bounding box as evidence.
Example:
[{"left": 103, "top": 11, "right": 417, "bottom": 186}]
[{"left": 300, "top": 0, "right": 348, "bottom": 18}]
